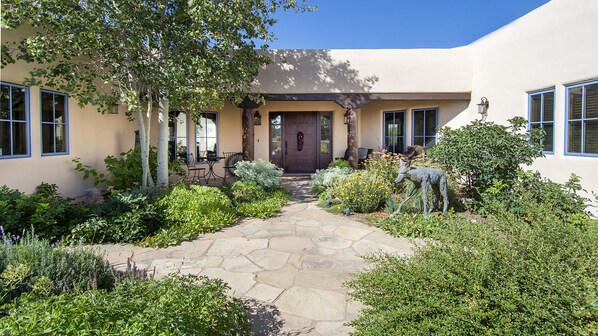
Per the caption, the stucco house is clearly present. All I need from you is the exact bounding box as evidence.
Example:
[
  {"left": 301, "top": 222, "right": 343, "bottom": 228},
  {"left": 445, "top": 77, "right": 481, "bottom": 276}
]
[{"left": 1, "top": 0, "right": 597, "bottom": 202}]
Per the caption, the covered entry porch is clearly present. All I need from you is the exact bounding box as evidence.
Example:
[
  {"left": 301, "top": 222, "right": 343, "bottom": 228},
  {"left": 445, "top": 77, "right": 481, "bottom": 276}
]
[{"left": 239, "top": 92, "right": 471, "bottom": 171}]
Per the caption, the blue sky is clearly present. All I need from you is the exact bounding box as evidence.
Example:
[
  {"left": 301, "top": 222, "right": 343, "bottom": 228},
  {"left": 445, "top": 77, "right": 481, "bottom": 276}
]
[{"left": 269, "top": 0, "right": 551, "bottom": 49}]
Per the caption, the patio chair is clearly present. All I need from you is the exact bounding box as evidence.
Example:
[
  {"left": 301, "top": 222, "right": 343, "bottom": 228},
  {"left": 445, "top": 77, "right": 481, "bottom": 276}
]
[
  {"left": 222, "top": 151, "right": 244, "bottom": 181},
  {"left": 186, "top": 153, "right": 206, "bottom": 184},
  {"left": 358, "top": 148, "right": 373, "bottom": 168}
]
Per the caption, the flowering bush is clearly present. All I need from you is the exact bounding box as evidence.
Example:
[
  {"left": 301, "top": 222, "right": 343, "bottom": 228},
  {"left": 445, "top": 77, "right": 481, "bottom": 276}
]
[
  {"left": 331, "top": 171, "right": 393, "bottom": 213},
  {"left": 234, "top": 159, "right": 283, "bottom": 190},
  {"left": 310, "top": 167, "right": 352, "bottom": 195},
  {"left": 364, "top": 150, "right": 402, "bottom": 184}
]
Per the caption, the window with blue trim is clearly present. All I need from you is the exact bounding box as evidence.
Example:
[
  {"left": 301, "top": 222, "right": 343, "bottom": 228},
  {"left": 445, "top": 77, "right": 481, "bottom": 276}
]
[
  {"left": 567, "top": 81, "right": 598, "bottom": 155},
  {"left": 383, "top": 110, "right": 405, "bottom": 154},
  {"left": 195, "top": 112, "right": 218, "bottom": 160},
  {"left": 41, "top": 90, "right": 68, "bottom": 155},
  {"left": 413, "top": 108, "right": 437, "bottom": 148},
  {"left": 529, "top": 90, "right": 554, "bottom": 153},
  {"left": 0, "top": 82, "right": 29, "bottom": 158}
]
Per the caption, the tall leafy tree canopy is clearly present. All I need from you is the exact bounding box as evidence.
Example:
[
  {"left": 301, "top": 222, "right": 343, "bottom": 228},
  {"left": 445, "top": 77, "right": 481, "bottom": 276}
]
[{"left": 1, "top": 0, "right": 312, "bottom": 187}]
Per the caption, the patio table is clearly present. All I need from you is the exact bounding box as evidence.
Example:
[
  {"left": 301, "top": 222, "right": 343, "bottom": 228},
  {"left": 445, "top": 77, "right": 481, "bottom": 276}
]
[{"left": 197, "top": 156, "right": 223, "bottom": 183}]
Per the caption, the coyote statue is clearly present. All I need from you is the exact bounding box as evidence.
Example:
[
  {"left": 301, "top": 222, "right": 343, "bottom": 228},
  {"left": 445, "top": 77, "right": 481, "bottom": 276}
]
[{"left": 393, "top": 159, "right": 449, "bottom": 215}]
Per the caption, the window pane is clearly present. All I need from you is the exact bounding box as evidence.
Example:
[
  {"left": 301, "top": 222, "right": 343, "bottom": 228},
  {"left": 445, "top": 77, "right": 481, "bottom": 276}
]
[
  {"left": 413, "top": 111, "right": 424, "bottom": 136},
  {"left": 543, "top": 92, "right": 554, "bottom": 122},
  {"left": 42, "top": 123, "right": 54, "bottom": 153},
  {"left": 543, "top": 124, "right": 554, "bottom": 152},
  {"left": 568, "top": 121, "right": 582, "bottom": 153},
  {"left": 320, "top": 115, "right": 330, "bottom": 141},
  {"left": 424, "top": 136, "right": 436, "bottom": 148},
  {"left": 12, "top": 122, "right": 27, "bottom": 155},
  {"left": 12, "top": 87, "right": 27, "bottom": 121},
  {"left": 320, "top": 140, "right": 330, "bottom": 154},
  {"left": 585, "top": 120, "right": 598, "bottom": 154},
  {"left": 569, "top": 87, "right": 583, "bottom": 120},
  {"left": 425, "top": 110, "right": 437, "bottom": 136},
  {"left": 530, "top": 94, "right": 541, "bottom": 122},
  {"left": 55, "top": 124, "right": 66, "bottom": 153},
  {"left": 41, "top": 92, "right": 54, "bottom": 122},
  {"left": 0, "top": 85, "right": 9, "bottom": 120},
  {"left": 206, "top": 138, "right": 217, "bottom": 154},
  {"left": 530, "top": 123, "right": 542, "bottom": 146},
  {"left": 0, "top": 121, "right": 10, "bottom": 156},
  {"left": 413, "top": 136, "right": 424, "bottom": 147},
  {"left": 271, "top": 141, "right": 281, "bottom": 156},
  {"left": 585, "top": 83, "right": 598, "bottom": 119},
  {"left": 384, "top": 113, "right": 395, "bottom": 137},
  {"left": 54, "top": 94, "right": 66, "bottom": 121},
  {"left": 205, "top": 113, "right": 217, "bottom": 137}
]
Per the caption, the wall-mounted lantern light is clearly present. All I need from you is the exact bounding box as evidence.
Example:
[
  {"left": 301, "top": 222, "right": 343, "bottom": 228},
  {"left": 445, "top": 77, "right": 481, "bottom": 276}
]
[
  {"left": 477, "top": 97, "right": 490, "bottom": 115},
  {"left": 254, "top": 110, "right": 262, "bottom": 125},
  {"left": 343, "top": 111, "right": 349, "bottom": 124}
]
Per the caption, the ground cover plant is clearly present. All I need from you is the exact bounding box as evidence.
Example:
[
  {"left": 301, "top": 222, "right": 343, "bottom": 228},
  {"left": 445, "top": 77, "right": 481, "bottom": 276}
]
[
  {"left": 0, "top": 234, "right": 250, "bottom": 335},
  {"left": 347, "top": 211, "right": 598, "bottom": 335},
  {"left": 329, "top": 170, "right": 393, "bottom": 213},
  {"left": 231, "top": 180, "right": 291, "bottom": 219},
  {"left": 0, "top": 275, "right": 250, "bottom": 335},
  {"left": 140, "top": 185, "right": 237, "bottom": 248}
]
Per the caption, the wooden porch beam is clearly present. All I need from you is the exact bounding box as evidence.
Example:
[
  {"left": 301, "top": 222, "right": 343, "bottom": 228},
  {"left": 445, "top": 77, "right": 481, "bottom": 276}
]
[{"left": 237, "top": 97, "right": 262, "bottom": 161}]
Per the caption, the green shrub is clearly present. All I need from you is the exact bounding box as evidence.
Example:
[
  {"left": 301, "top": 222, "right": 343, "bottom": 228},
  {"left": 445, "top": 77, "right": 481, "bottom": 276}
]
[
  {"left": 377, "top": 211, "right": 469, "bottom": 239},
  {"left": 347, "top": 214, "right": 598, "bottom": 335},
  {"left": 73, "top": 146, "right": 185, "bottom": 190},
  {"left": 0, "top": 183, "right": 88, "bottom": 242},
  {"left": 234, "top": 159, "right": 283, "bottom": 189},
  {"left": 231, "top": 180, "right": 266, "bottom": 204},
  {"left": 427, "top": 117, "right": 544, "bottom": 197},
  {"left": 237, "top": 189, "right": 290, "bottom": 219},
  {"left": 364, "top": 150, "right": 402, "bottom": 184},
  {"left": 328, "top": 159, "right": 350, "bottom": 169},
  {"left": 310, "top": 167, "right": 352, "bottom": 195},
  {"left": 331, "top": 171, "right": 393, "bottom": 213},
  {"left": 0, "top": 234, "right": 114, "bottom": 308},
  {"left": 71, "top": 189, "right": 165, "bottom": 244},
  {"left": 479, "top": 171, "right": 590, "bottom": 222},
  {"left": 141, "top": 185, "right": 237, "bottom": 247},
  {"left": 0, "top": 274, "right": 250, "bottom": 335}
]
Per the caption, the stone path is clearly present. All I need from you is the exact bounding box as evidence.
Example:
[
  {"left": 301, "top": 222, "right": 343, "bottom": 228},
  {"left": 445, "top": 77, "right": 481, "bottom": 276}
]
[{"left": 96, "top": 176, "right": 418, "bottom": 335}]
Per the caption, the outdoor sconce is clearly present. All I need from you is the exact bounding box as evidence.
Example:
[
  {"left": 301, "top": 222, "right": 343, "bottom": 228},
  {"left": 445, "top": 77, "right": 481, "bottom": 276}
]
[
  {"left": 254, "top": 110, "right": 262, "bottom": 125},
  {"left": 477, "top": 97, "right": 490, "bottom": 115},
  {"left": 343, "top": 111, "right": 348, "bottom": 124}
]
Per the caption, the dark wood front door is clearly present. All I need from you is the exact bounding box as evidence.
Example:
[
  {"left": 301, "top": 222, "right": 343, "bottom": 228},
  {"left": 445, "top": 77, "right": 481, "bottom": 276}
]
[
  {"left": 283, "top": 113, "right": 317, "bottom": 172},
  {"left": 269, "top": 112, "right": 333, "bottom": 173}
]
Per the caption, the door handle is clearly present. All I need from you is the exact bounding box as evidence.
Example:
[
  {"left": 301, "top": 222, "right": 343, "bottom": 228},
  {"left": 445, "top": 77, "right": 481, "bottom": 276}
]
[{"left": 285, "top": 141, "right": 288, "bottom": 155}]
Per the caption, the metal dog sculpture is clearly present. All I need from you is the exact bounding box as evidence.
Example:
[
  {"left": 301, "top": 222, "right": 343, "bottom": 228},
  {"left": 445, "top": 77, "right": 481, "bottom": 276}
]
[{"left": 393, "top": 159, "right": 449, "bottom": 215}]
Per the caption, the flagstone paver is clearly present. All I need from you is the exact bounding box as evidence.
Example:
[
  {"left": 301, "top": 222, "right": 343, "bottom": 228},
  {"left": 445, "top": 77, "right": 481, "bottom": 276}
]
[{"left": 94, "top": 176, "right": 418, "bottom": 335}]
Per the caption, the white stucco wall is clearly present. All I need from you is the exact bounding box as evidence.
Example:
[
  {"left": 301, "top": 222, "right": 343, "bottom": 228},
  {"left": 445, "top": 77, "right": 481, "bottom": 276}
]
[
  {"left": 464, "top": 0, "right": 598, "bottom": 200},
  {"left": 253, "top": 48, "right": 472, "bottom": 94}
]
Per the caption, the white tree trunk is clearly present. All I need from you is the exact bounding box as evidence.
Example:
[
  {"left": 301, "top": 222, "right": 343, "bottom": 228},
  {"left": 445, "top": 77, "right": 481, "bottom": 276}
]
[
  {"left": 135, "top": 93, "right": 154, "bottom": 189},
  {"left": 156, "top": 91, "right": 169, "bottom": 188}
]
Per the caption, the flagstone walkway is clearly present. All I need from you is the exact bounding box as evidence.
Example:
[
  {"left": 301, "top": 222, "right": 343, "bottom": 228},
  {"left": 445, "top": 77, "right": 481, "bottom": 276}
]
[{"left": 96, "top": 176, "right": 418, "bottom": 335}]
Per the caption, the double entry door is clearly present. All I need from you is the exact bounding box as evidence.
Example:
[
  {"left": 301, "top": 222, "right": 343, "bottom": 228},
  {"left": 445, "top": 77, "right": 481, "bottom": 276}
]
[{"left": 269, "top": 112, "right": 332, "bottom": 173}]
